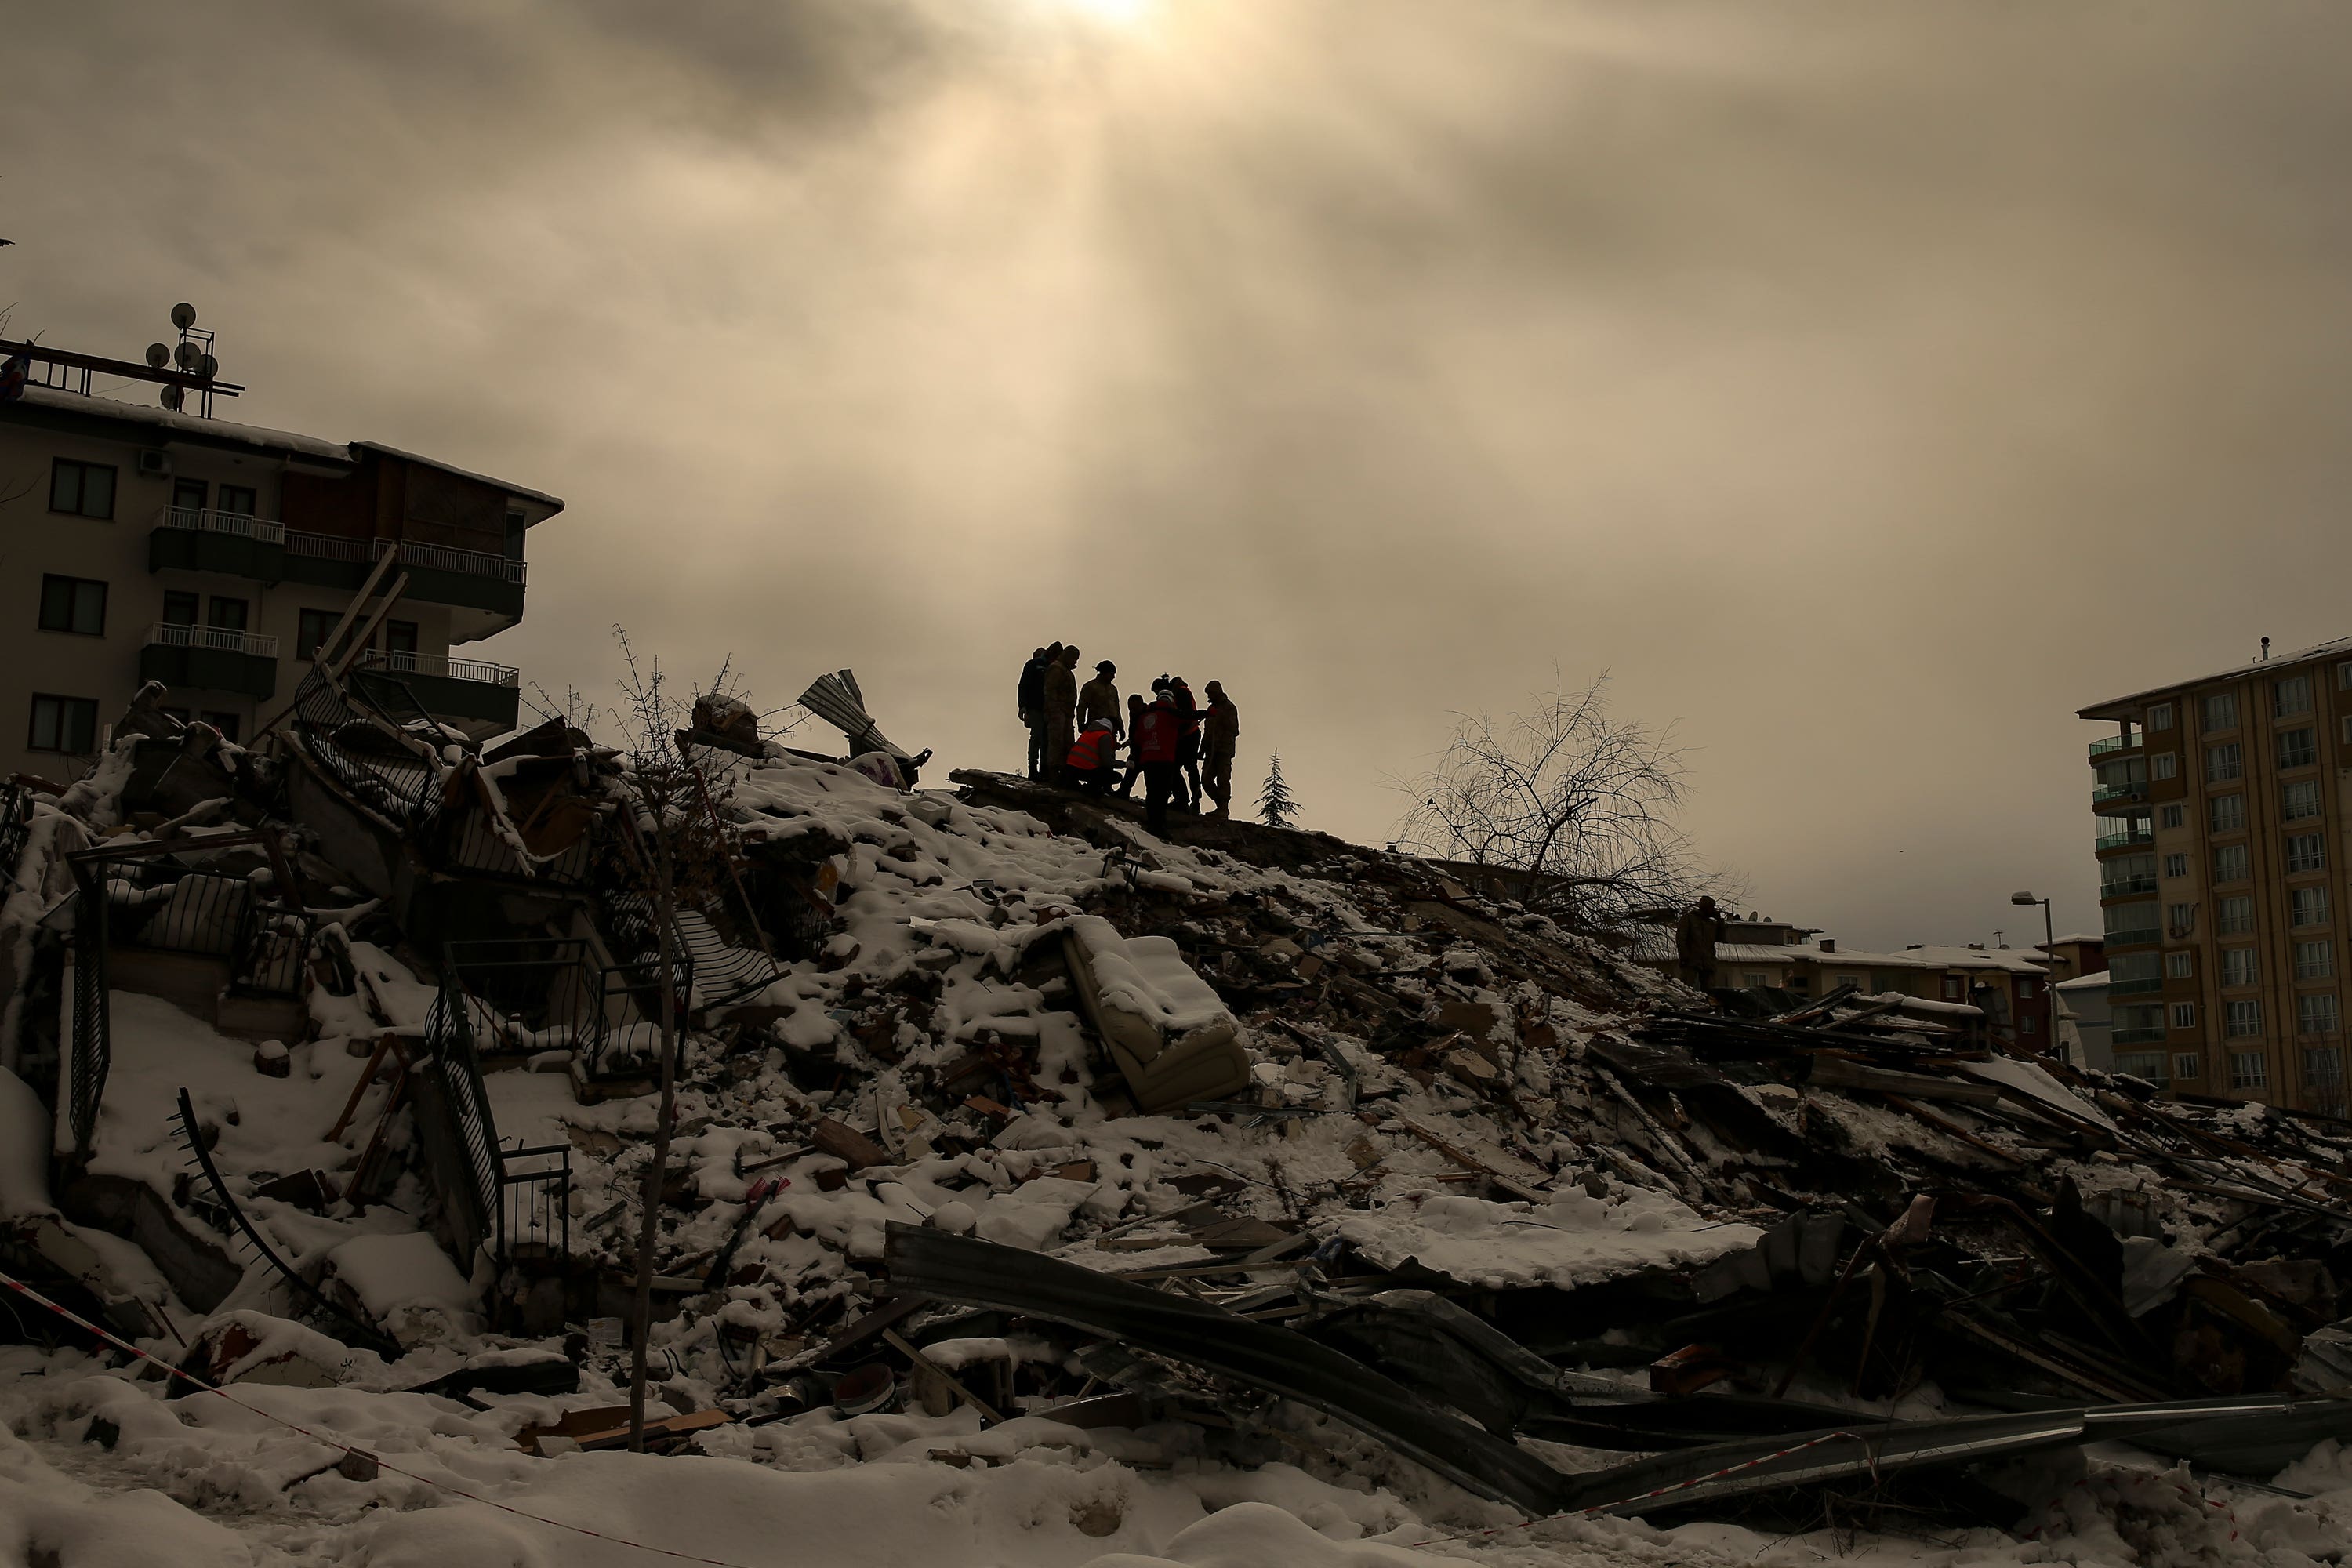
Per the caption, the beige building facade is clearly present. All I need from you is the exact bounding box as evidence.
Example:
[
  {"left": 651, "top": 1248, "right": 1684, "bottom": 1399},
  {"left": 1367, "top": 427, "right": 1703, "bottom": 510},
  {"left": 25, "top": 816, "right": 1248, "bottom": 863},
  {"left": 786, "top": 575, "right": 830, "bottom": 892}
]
[
  {"left": 2078, "top": 637, "right": 2352, "bottom": 1112},
  {"left": 1, "top": 368, "right": 560, "bottom": 779}
]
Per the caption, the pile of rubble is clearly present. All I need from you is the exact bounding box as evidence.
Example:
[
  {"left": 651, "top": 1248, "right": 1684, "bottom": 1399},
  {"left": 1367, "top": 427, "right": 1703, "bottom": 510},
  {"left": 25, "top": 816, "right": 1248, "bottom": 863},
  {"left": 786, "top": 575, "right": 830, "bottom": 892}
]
[{"left": 8, "top": 660, "right": 2352, "bottom": 1554}]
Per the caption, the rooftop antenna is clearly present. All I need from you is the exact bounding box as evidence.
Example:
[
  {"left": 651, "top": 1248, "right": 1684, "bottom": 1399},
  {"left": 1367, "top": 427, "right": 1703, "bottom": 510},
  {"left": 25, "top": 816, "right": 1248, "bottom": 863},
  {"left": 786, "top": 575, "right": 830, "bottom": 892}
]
[
  {"left": 2261, "top": 636, "right": 2271, "bottom": 662},
  {"left": 147, "top": 302, "right": 222, "bottom": 417}
]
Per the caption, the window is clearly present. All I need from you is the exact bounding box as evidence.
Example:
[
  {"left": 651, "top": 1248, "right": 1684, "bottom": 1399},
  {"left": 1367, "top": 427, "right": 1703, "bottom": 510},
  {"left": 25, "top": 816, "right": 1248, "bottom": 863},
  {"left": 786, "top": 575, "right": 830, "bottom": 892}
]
[
  {"left": 2149, "top": 703, "right": 2175, "bottom": 731},
  {"left": 48, "top": 459, "right": 117, "bottom": 519},
  {"left": 2151, "top": 751, "right": 2177, "bottom": 780},
  {"left": 2274, "top": 673, "right": 2314, "bottom": 717},
  {"left": 2212, "top": 794, "right": 2245, "bottom": 831},
  {"left": 2015, "top": 976, "right": 2040, "bottom": 1000},
  {"left": 2212, "top": 844, "right": 2249, "bottom": 882},
  {"left": 2020, "top": 1015, "right": 2038, "bottom": 1035},
  {"left": 2285, "top": 781, "right": 2321, "bottom": 822},
  {"left": 2224, "top": 948, "right": 2258, "bottom": 987},
  {"left": 2342, "top": 661, "right": 2352, "bottom": 691},
  {"left": 2167, "top": 951, "right": 2194, "bottom": 980},
  {"left": 217, "top": 484, "right": 256, "bottom": 517},
  {"left": 2202, "top": 691, "right": 2240, "bottom": 731},
  {"left": 2165, "top": 853, "right": 2188, "bottom": 878},
  {"left": 2344, "top": 716, "right": 2352, "bottom": 747},
  {"left": 37, "top": 575, "right": 107, "bottom": 636},
  {"left": 2161, "top": 804, "right": 2184, "bottom": 829},
  {"left": 2298, "top": 941, "right": 2336, "bottom": 981},
  {"left": 2226, "top": 1000, "right": 2263, "bottom": 1039},
  {"left": 2206, "top": 742, "right": 2243, "bottom": 783},
  {"left": 2174, "top": 1052, "right": 2201, "bottom": 1080},
  {"left": 2306, "top": 1047, "right": 2343, "bottom": 1088},
  {"left": 2230, "top": 1049, "right": 2267, "bottom": 1089},
  {"left": 2292, "top": 887, "right": 2332, "bottom": 927},
  {"left": 199, "top": 710, "right": 241, "bottom": 743},
  {"left": 2278, "top": 727, "right": 2318, "bottom": 770},
  {"left": 298, "top": 608, "right": 337, "bottom": 660},
  {"left": 384, "top": 619, "right": 419, "bottom": 655},
  {"left": 2287, "top": 833, "right": 2327, "bottom": 873},
  {"left": 1941, "top": 975, "right": 1966, "bottom": 1002},
  {"left": 2172, "top": 1002, "right": 2197, "bottom": 1029},
  {"left": 172, "top": 477, "right": 207, "bottom": 513},
  {"left": 1838, "top": 975, "right": 1864, "bottom": 993},
  {"left": 2220, "top": 895, "right": 2254, "bottom": 935},
  {"left": 2298, "top": 993, "right": 2340, "bottom": 1036},
  {"left": 2168, "top": 902, "right": 2198, "bottom": 935},
  {"left": 2104, "top": 902, "right": 2158, "bottom": 940},
  {"left": 27, "top": 695, "right": 99, "bottom": 754},
  {"left": 162, "top": 590, "right": 199, "bottom": 626},
  {"left": 2116, "top": 1050, "right": 2165, "bottom": 1080},
  {"left": 2112, "top": 952, "right": 2162, "bottom": 988},
  {"left": 206, "top": 595, "right": 249, "bottom": 632},
  {"left": 503, "top": 508, "right": 528, "bottom": 561}
]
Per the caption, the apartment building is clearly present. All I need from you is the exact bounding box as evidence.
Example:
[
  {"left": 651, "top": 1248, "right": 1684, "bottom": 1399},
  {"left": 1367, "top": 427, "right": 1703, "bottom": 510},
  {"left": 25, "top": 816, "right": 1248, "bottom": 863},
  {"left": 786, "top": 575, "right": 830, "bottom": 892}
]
[
  {"left": 0, "top": 344, "right": 561, "bottom": 778},
  {"left": 2078, "top": 637, "right": 2352, "bottom": 1112}
]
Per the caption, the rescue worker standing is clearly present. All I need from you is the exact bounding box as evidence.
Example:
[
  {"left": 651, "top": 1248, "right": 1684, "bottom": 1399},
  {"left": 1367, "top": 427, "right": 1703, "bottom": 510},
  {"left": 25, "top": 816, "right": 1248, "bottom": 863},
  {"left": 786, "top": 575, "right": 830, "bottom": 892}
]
[
  {"left": 1043, "top": 644, "right": 1080, "bottom": 787},
  {"left": 1065, "top": 718, "right": 1120, "bottom": 796},
  {"left": 1131, "top": 684, "right": 1184, "bottom": 833},
  {"left": 1116, "top": 693, "right": 1148, "bottom": 798},
  {"left": 1018, "top": 646, "right": 1051, "bottom": 781},
  {"left": 1199, "top": 681, "right": 1239, "bottom": 818},
  {"left": 1167, "top": 675, "right": 1203, "bottom": 812},
  {"left": 1079, "top": 661, "right": 1123, "bottom": 739},
  {"left": 1675, "top": 895, "right": 1726, "bottom": 997}
]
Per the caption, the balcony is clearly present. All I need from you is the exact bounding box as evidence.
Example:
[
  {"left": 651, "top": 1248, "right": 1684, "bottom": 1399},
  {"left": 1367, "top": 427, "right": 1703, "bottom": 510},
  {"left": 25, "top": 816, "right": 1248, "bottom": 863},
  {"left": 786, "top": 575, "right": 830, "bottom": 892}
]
[
  {"left": 2095, "top": 829, "right": 2155, "bottom": 852},
  {"left": 2103, "top": 927, "right": 2161, "bottom": 949},
  {"left": 2088, "top": 735, "right": 2141, "bottom": 760},
  {"left": 2091, "top": 782, "right": 2151, "bottom": 808},
  {"left": 2112, "top": 1025, "right": 2168, "bottom": 1046},
  {"left": 282, "top": 533, "right": 526, "bottom": 625},
  {"left": 2100, "top": 875, "right": 2159, "bottom": 898},
  {"left": 149, "top": 506, "right": 289, "bottom": 579},
  {"left": 139, "top": 622, "right": 280, "bottom": 701},
  {"left": 351, "top": 649, "right": 521, "bottom": 737},
  {"left": 2106, "top": 976, "right": 2164, "bottom": 995}
]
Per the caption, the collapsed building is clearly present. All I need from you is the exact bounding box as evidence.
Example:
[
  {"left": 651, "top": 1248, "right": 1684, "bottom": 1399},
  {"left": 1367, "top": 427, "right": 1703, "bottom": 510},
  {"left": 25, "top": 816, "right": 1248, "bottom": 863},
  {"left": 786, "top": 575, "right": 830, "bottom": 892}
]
[{"left": 8, "top": 642, "right": 2352, "bottom": 1550}]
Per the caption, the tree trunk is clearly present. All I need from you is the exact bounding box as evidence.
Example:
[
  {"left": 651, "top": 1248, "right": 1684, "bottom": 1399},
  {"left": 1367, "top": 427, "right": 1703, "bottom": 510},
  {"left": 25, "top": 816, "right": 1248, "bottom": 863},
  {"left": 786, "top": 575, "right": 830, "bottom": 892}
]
[{"left": 627, "top": 818, "right": 683, "bottom": 1452}]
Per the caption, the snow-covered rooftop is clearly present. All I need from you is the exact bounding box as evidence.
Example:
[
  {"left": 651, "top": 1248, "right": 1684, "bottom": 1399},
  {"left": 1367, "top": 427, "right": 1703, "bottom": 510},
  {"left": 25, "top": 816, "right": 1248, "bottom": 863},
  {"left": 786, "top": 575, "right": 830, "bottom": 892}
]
[{"left": 2080, "top": 634, "right": 2352, "bottom": 718}]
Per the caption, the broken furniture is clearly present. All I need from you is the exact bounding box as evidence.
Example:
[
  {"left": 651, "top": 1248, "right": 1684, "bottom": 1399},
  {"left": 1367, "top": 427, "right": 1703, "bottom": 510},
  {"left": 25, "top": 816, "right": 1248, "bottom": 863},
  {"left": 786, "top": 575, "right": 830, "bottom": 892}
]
[{"left": 1058, "top": 915, "right": 1250, "bottom": 1114}]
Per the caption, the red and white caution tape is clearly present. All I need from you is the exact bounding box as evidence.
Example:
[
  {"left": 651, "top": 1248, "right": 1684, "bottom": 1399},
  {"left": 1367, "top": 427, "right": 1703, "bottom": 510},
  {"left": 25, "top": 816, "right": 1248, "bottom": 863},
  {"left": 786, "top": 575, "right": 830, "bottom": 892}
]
[{"left": 0, "top": 1268, "right": 764, "bottom": 1568}]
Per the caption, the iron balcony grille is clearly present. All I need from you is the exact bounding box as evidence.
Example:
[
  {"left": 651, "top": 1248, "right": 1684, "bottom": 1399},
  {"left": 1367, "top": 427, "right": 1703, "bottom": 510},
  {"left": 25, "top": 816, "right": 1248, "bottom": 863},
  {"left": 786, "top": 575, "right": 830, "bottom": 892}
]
[
  {"left": 284, "top": 530, "right": 528, "bottom": 585},
  {"left": 2088, "top": 735, "right": 2140, "bottom": 758},
  {"left": 352, "top": 648, "right": 521, "bottom": 687},
  {"left": 147, "top": 622, "right": 280, "bottom": 658},
  {"left": 154, "top": 505, "right": 285, "bottom": 543}
]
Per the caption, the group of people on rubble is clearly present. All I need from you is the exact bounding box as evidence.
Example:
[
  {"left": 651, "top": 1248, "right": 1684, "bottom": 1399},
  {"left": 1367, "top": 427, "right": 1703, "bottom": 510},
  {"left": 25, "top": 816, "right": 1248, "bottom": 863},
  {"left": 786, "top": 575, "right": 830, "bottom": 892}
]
[{"left": 1016, "top": 644, "right": 1238, "bottom": 833}]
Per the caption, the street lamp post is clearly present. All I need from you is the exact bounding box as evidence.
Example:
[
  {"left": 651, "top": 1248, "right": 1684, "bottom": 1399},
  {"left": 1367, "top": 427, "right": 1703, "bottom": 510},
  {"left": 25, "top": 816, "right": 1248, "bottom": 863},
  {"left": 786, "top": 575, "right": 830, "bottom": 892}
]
[{"left": 2013, "top": 891, "right": 2056, "bottom": 1058}]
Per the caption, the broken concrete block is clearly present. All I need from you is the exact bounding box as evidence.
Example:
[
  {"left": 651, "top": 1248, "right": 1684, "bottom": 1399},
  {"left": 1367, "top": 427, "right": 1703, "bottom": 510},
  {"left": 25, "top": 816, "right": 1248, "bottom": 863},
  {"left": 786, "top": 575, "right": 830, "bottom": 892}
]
[
  {"left": 809, "top": 1117, "right": 891, "bottom": 1172},
  {"left": 252, "top": 1040, "right": 290, "bottom": 1078}
]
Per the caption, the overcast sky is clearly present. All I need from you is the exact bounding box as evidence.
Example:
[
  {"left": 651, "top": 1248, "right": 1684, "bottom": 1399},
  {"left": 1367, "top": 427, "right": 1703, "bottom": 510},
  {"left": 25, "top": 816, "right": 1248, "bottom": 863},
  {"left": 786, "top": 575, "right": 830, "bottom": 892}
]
[{"left": 9, "top": 1, "right": 2350, "bottom": 952}]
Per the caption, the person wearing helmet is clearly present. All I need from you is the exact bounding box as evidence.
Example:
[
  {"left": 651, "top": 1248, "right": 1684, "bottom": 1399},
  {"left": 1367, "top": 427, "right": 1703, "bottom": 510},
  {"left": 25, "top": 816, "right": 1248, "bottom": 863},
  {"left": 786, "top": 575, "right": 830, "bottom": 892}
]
[
  {"left": 1166, "top": 677, "right": 1203, "bottom": 813},
  {"left": 1020, "top": 644, "right": 1056, "bottom": 781},
  {"left": 1130, "top": 686, "right": 1185, "bottom": 833},
  {"left": 1043, "top": 644, "right": 1080, "bottom": 786},
  {"left": 1065, "top": 718, "right": 1120, "bottom": 796},
  {"left": 1079, "top": 660, "right": 1123, "bottom": 739}
]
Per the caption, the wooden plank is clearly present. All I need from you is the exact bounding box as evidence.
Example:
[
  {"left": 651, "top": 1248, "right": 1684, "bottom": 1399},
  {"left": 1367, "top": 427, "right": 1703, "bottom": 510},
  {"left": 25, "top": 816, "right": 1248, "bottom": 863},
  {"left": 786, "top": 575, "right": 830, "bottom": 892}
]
[{"left": 1809, "top": 1056, "right": 2003, "bottom": 1106}]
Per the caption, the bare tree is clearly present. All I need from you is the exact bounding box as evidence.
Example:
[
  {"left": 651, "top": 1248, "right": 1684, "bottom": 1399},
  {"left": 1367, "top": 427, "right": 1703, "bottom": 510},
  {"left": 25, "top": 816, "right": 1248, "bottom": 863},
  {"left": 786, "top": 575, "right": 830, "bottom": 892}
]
[{"left": 1390, "top": 671, "right": 1736, "bottom": 928}]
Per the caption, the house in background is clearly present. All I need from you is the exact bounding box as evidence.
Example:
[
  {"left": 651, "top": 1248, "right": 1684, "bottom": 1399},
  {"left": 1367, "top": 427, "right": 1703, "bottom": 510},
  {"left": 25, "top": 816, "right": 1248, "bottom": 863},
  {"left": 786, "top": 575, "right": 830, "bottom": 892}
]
[
  {"left": 0, "top": 332, "right": 561, "bottom": 779},
  {"left": 2056, "top": 969, "right": 2113, "bottom": 1072}
]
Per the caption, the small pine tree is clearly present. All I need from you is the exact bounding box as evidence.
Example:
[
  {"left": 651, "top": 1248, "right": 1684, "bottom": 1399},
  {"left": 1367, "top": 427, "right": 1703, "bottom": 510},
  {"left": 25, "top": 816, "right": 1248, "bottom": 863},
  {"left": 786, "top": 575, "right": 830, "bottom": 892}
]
[{"left": 1258, "top": 752, "right": 1301, "bottom": 829}]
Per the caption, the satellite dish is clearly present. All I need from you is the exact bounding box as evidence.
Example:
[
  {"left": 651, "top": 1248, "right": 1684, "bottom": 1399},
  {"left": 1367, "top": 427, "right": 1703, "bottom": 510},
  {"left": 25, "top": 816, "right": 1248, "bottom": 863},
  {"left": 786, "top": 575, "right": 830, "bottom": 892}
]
[
  {"left": 160, "top": 385, "right": 185, "bottom": 411},
  {"left": 197, "top": 354, "right": 218, "bottom": 379},
  {"left": 174, "top": 342, "right": 199, "bottom": 369},
  {"left": 170, "top": 303, "right": 198, "bottom": 329},
  {"left": 145, "top": 343, "right": 172, "bottom": 368}
]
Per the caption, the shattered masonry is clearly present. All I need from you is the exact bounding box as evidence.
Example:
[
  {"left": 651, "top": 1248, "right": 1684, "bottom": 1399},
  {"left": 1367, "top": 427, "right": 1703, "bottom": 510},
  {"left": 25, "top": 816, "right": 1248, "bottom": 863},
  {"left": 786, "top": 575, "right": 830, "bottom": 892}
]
[{"left": 7, "top": 670, "right": 2352, "bottom": 1542}]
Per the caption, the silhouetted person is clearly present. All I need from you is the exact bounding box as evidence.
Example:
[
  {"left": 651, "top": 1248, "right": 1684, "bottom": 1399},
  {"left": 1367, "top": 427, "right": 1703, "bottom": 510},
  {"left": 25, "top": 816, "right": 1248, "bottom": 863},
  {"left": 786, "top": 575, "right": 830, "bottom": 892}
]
[
  {"left": 1200, "top": 680, "right": 1239, "bottom": 818},
  {"left": 1132, "top": 686, "right": 1184, "bottom": 833},
  {"left": 1044, "top": 644, "right": 1080, "bottom": 786},
  {"left": 1167, "top": 675, "right": 1202, "bottom": 811},
  {"left": 1079, "top": 660, "right": 1123, "bottom": 738},
  {"left": 1675, "top": 895, "right": 1726, "bottom": 996},
  {"left": 1018, "top": 646, "right": 1051, "bottom": 780},
  {"left": 1066, "top": 719, "right": 1120, "bottom": 796},
  {"left": 1116, "top": 693, "right": 1148, "bottom": 798}
]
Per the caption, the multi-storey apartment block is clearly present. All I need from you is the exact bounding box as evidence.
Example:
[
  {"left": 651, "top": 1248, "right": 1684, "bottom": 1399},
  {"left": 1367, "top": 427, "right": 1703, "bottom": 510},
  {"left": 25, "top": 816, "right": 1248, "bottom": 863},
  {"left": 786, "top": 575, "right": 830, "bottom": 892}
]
[
  {"left": 2078, "top": 637, "right": 2352, "bottom": 1112},
  {"left": 1, "top": 343, "right": 561, "bottom": 778}
]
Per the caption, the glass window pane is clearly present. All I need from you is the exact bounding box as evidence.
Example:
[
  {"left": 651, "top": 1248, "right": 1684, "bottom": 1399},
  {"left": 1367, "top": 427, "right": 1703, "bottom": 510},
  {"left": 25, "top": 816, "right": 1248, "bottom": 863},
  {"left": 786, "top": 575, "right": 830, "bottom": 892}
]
[
  {"left": 81, "top": 464, "right": 113, "bottom": 519},
  {"left": 48, "top": 463, "right": 79, "bottom": 514}
]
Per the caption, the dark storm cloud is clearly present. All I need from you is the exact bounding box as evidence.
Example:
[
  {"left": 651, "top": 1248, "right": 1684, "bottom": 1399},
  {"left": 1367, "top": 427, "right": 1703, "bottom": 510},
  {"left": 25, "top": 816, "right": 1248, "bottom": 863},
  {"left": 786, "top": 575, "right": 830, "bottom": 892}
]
[{"left": 8, "top": 1, "right": 2351, "bottom": 950}]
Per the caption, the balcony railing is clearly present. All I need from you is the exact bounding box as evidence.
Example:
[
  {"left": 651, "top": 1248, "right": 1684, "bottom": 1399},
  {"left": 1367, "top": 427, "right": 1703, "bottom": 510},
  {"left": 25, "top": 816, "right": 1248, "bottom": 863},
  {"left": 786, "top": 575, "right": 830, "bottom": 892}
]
[
  {"left": 354, "top": 649, "right": 520, "bottom": 687},
  {"left": 2095, "top": 830, "right": 2155, "bottom": 851},
  {"left": 2101, "top": 875, "right": 2160, "bottom": 898},
  {"left": 2103, "top": 926, "right": 2161, "bottom": 948},
  {"left": 284, "top": 531, "right": 527, "bottom": 585},
  {"left": 2089, "top": 735, "right": 2140, "bottom": 759},
  {"left": 2092, "top": 782, "right": 2151, "bottom": 806},
  {"left": 2112, "top": 1025, "right": 2168, "bottom": 1045},
  {"left": 146, "top": 622, "right": 278, "bottom": 658},
  {"left": 2106, "top": 976, "right": 2164, "bottom": 995},
  {"left": 154, "top": 505, "right": 285, "bottom": 544}
]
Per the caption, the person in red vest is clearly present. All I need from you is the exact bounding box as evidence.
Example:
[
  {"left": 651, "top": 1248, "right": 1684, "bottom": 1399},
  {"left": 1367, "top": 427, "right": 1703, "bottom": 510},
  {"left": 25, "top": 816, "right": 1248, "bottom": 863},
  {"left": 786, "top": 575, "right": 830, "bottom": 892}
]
[
  {"left": 1131, "top": 686, "right": 1185, "bottom": 833},
  {"left": 1065, "top": 719, "right": 1120, "bottom": 796}
]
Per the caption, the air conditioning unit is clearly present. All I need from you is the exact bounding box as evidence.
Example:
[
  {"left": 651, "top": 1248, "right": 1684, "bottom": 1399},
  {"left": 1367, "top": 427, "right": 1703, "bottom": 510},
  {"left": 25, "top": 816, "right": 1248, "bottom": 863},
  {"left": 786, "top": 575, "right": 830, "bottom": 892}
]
[{"left": 136, "top": 450, "right": 172, "bottom": 478}]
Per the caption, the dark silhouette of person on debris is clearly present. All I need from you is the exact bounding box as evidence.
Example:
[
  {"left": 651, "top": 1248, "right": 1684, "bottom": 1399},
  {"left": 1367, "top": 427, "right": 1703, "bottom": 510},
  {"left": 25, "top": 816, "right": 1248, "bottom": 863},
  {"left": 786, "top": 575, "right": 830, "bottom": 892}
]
[
  {"left": 1043, "top": 644, "right": 1080, "bottom": 787},
  {"left": 1018, "top": 646, "right": 1051, "bottom": 781},
  {"left": 1065, "top": 718, "right": 1120, "bottom": 796},
  {"left": 1675, "top": 895, "right": 1726, "bottom": 996},
  {"left": 1116, "top": 693, "right": 1147, "bottom": 799},
  {"left": 1132, "top": 685, "right": 1184, "bottom": 833},
  {"left": 1079, "top": 660, "right": 1123, "bottom": 739},
  {"left": 1165, "top": 675, "right": 1203, "bottom": 812},
  {"left": 1199, "top": 681, "right": 1239, "bottom": 818}
]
